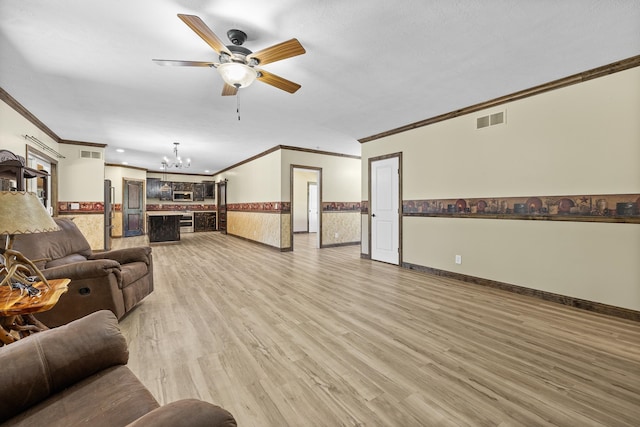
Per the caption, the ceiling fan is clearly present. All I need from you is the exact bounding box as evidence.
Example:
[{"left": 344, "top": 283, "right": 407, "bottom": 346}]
[{"left": 153, "top": 14, "right": 306, "bottom": 96}]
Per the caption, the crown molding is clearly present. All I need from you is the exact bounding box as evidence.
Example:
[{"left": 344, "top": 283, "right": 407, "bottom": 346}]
[{"left": 359, "top": 55, "right": 640, "bottom": 144}]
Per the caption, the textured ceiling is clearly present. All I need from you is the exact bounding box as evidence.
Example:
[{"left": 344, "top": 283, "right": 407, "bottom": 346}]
[{"left": 1, "top": 0, "right": 639, "bottom": 173}]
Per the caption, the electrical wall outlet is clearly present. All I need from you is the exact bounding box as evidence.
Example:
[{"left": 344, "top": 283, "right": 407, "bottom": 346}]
[{"left": 455, "top": 255, "right": 462, "bottom": 264}]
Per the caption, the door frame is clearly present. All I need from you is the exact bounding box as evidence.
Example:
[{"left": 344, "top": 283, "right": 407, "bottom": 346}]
[
  {"left": 368, "top": 152, "right": 402, "bottom": 265},
  {"left": 26, "top": 146, "right": 57, "bottom": 215},
  {"left": 290, "top": 165, "right": 322, "bottom": 251},
  {"left": 217, "top": 179, "right": 227, "bottom": 234}
]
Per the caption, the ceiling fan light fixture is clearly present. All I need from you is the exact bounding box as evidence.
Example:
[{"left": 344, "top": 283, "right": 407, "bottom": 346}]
[{"left": 217, "top": 62, "right": 257, "bottom": 88}]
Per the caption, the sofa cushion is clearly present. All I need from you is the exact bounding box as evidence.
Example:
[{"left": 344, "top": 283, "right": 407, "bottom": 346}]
[
  {"left": 45, "top": 253, "right": 88, "bottom": 268},
  {"left": 120, "top": 261, "right": 150, "bottom": 288},
  {"left": 3, "top": 365, "right": 160, "bottom": 427}
]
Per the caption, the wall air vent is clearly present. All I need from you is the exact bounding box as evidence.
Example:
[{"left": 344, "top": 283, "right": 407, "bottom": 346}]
[
  {"left": 476, "top": 110, "right": 506, "bottom": 129},
  {"left": 476, "top": 116, "right": 490, "bottom": 129},
  {"left": 79, "top": 150, "right": 103, "bottom": 160}
]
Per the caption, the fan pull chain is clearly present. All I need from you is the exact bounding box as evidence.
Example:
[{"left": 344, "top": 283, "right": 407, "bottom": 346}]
[{"left": 236, "top": 89, "right": 241, "bottom": 121}]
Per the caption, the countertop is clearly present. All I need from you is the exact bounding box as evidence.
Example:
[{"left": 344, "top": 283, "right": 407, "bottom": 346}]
[{"left": 146, "top": 211, "right": 186, "bottom": 216}]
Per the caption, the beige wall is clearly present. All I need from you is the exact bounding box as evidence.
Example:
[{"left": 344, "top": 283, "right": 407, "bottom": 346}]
[
  {"left": 322, "top": 212, "right": 360, "bottom": 245},
  {"left": 57, "top": 143, "right": 105, "bottom": 202},
  {"left": 284, "top": 149, "right": 361, "bottom": 246},
  {"left": 212, "top": 147, "right": 361, "bottom": 248},
  {"left": 282, "top": 149, "right": 360, "bottom": 203},
  {"left": 213, "top": 150, "right": 282, "bottom": 203},
  {"left": 227, "top": 211, "right": 282, "bottom": 247},
  {"left": 0, "top": 100, "right": 59, "bottom": 156},
  {"left": 362, "top": 67, "right": 640, "bottom": 311}
]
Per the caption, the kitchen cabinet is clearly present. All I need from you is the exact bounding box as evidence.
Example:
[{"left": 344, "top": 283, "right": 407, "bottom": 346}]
[
  {"left": 146, "top": 178, "right": 161, "bottom": 199},
  {"left": 147, "top": 213, "right": 181, "bottom": 242},
  {"left": 172, "top": 182, "right": 194, "bottom": 192},
  {"left": 194, "top": 183, "right": 205, "bottom": 201},
  {"left": 203, "top": 181, "right": 215, "bottom": 199},
  {"left": 147, "top": 178, "right": 213, "bottom": 201},
  {"left": 194, "top": 211, "right": 216, "bottom": 232}
]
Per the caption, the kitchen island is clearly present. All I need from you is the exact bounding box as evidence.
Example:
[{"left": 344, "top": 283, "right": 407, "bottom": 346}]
[{"left": 147, "top": 212, "right": 182, "bottom": 243}]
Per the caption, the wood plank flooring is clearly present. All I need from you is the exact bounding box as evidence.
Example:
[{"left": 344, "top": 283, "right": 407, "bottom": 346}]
[{"left": 116, "top": 232, "right": 640, "bottom": 426}]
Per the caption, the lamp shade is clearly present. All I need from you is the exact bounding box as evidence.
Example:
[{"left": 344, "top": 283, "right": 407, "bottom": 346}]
[
  {"left": 217, "top": 63, "right": 258, "bottom": 88},
  {"left": 0, "top": 191, "right": 58, "bottom": 235}
]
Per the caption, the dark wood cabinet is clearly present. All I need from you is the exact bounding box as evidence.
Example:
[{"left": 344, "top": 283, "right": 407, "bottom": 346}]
[
  {"left": 203, "top": 181, "right": 215, "bottom": 199},
  {"left": 147, "top": 214, "right": 181, "bottom": 242},
  {"left": 194, "top": 183, "right": 205, "bottom": 201},
  {"left": 194, "top": 212, "right": 216, "bottom": 232},
  {"left": 146, "top": 178, "right": 161, "bottom": 199},
  {"left": 147, "top": 178, "right": 214, "bottom": 201},
  {"left": 172, "top": 182, "right": 194, "bottom": 192}
]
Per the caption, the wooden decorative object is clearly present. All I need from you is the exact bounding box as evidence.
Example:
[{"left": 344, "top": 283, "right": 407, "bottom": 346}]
[{"left": 0, "top": 278, "right": 69, "bottom": 345}]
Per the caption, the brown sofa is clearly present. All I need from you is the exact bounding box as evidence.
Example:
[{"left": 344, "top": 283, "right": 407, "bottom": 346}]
[
  {"left": 0, "top": 310, "right": 236, "bottom": 426},
  {"left": 11, "top": 218, "right": 153, "bottom": 327}
]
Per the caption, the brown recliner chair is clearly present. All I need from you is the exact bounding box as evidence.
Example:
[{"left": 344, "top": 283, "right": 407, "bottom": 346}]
[
  {"left": 0, "top": 310, "right": 236, "bottom": 426},
  {"left": 11, "top": 217, "right": 153, "bottom": 327}
]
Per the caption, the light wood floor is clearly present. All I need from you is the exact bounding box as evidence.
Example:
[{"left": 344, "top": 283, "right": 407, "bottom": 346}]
[{"left": 116, "top": 232, "right": 640, "bottom": 427}]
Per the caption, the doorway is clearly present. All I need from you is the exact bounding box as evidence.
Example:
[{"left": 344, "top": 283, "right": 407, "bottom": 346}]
[
  {"left": 369, "top": 154, "right": 401, "bottom": 265},
  {"left": 26, "top": 147, "right": 56, "bottom": 213},
  {"left": 217, "top": 180, "right": 227, "bottom": 234},
  {"left": 291, "top": 166, "right": 321, "bottom": 250},
  {"left": 123, "top": 179, "right": 144, "bottom": 237}
]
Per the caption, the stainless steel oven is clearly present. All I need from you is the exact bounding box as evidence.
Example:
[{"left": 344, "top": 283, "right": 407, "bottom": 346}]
[{"left": 180, "top": 212, "right": 194, "bottom": 233}]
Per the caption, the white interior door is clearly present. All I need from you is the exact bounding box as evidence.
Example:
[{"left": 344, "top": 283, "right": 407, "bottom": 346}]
[
  {"left": 371, "top": 156, "right": 399, "bottom": 264},
  {"left": 308, "top": 182, "right": 318, "bottom": 233}
]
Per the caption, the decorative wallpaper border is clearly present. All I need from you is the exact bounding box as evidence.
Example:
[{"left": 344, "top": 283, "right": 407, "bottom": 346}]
[
  {"left": 228, "top": 202, "right": 291, "bottom": 213},
  {"left": 226, "top": 201, "right": 362, "bottom": 213},
  {"left": 59, "top": 202, "right": 221, "bottom": 214},
  {"left": 146, "top": 204, "right": 217, "bottom": 212},
  {"left": 403, "top": 194, "right": 640, "bottom": 223},
  {"left": 322, "top": 202, "right": 361, "bottom": 212},
  {"left": 58, "top": 201, "right": 104, "bottom": 214}
]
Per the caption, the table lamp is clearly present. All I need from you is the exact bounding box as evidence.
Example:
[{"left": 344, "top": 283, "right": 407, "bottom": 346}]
[{"left": 0, "top": 191, "right": 59, "bottom": 293}]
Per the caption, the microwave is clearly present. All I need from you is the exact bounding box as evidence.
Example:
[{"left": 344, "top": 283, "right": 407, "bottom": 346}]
[{"left": 173, "top": 191, "right": 193, "bottom": 202}]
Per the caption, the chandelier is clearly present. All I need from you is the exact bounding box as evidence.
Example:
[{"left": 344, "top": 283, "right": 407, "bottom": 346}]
[{"left": 161, "top": 142, "right": 190, "bottom": 169}]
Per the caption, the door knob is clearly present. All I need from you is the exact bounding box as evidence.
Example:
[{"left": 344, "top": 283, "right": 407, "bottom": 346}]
[{"left": 371, "top": 213, "right": 376, "bottom": 217}]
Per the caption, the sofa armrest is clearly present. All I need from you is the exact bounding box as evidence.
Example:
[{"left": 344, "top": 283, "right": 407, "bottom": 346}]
[
  {"left": 0, "top": 310, "right": 128, "bottom": 422},
  {"left": 42, "top": 258, "right": 121, "bottom": 280},
  {"left": 90, "top": 246, "right": 152, "bottom": 266},
  {"left": 125, "top": 399, "right": 237, "bottom": 427}
]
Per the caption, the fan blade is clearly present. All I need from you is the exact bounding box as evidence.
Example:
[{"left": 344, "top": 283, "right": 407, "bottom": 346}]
[
  {"left": 152, "top": 59, "right": 217, "bottom": 67},
  {"left": 257, "top": 69, "right": 301, "bottom": 94},
  {"left": 247, "top": 38, "right": 305, "bottom": 66},
  {"left": 177, "top": 14, "right": 232, "bottom": 56},
  {"left": 222, "top": 83, "right": 238, "bottom": 96}
]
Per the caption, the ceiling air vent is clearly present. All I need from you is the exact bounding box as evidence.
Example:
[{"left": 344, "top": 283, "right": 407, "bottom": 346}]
[
  {"left": 476, "top": 110, "right": 506, "bottom": 129},
  {"left": 79, "top": 150, "right": 103, "bottom": 160}
]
